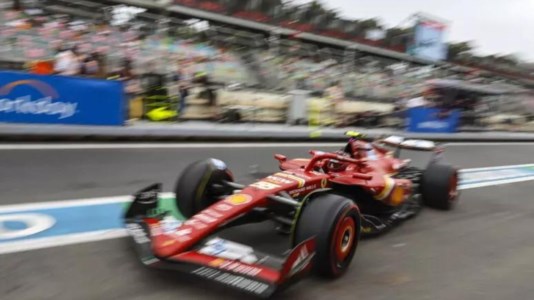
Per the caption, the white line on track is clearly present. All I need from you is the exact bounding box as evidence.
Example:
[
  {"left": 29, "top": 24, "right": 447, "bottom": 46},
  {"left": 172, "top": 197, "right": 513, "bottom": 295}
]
[
  {"left": 0, "top": 142, "right": 531, "bottom": 150},
  {"left": 459, "top": 163, "right": 534, "bottom": 172},
  {"left": 443, "top": 142, "right": 534, "bottom": 146},
  {"left": 0, "top": 192, "right": 174, "bottom": 214},
  {"left": 459, "top": 175, "right": 534, "bottom": 190},
  {"left": 0, "top": 143, "right": 344, "bottom": 150},
  {"left": 0, "top": 229, "right": 127, "bottom": 255}
]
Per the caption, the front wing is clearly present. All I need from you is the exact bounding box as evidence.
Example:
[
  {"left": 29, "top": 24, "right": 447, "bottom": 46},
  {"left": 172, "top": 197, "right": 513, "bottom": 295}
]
[{"left": 124, "top": 185, "right": 315, "bottom": 298}]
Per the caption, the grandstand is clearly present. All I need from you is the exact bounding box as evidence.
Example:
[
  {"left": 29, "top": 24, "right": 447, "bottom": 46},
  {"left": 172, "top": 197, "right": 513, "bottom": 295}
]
[{"left": 1, "top": 0, "right": 532, "bottom": 124}]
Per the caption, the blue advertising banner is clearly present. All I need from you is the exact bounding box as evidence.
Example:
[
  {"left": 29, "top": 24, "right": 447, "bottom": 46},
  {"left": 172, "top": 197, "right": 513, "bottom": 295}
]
[
  {"left": 407, "top": 107, "right": 460, "bottom": 133},
  {"left": 0, "top": 71, "right": 124, "bottom": 126},
  {"left": 409, "top": 20, "right": 448, "bottom": 62}
]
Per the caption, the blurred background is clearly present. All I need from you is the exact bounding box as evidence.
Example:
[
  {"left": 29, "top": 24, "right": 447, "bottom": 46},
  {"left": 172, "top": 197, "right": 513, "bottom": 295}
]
[
  {"left": 0, "top": 0, "right": 533, "bottom": 131},
  {"left": 1, "top": 3, "right": 534, "bottom": 300}
]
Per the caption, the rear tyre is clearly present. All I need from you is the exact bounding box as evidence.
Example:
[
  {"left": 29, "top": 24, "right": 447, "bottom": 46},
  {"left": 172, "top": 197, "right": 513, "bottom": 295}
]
[
  {"left": 174, "top": 159, "right": 234, "bottom": 218},
  {"left": 421, "top": 163, "right": 459, "bottom": 210},
  {"left": 293, "top": 194, "right": 361, "bottom": 278}
]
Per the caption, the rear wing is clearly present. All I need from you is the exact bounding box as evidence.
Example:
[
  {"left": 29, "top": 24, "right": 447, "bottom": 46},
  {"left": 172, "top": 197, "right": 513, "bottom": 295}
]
[{"left": 379, "top": 136, "right": 437, "bottom": 151}]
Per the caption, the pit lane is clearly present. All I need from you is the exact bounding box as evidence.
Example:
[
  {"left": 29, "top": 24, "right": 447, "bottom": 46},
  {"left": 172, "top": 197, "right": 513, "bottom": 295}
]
[{"left": 1, "top": 143, "right": 533, "bottom": 300}]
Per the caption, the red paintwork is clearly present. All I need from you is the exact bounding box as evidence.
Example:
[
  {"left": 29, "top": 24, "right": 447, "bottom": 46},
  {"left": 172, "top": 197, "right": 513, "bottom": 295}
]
[{"left": 149, "top": 139, "right": 415, "bottom": 263}]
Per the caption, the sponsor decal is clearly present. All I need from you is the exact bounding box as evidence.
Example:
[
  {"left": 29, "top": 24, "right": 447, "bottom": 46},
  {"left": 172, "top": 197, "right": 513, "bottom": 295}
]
[
  {"left": 0, "top": 94, "right": 78, "bottom": 120},
  {"left": 174, "top": 228, "right": 192, "bottom": 237},
  {"left": 184, "top": 209, "right": 225, "bottom": 231},
  {"left": 195, "top": 213, "right": 218, "bottom": 224},
  {"left": 209, "top": 258, "right": 226, "bottom": 267},
  {"left": 152, "top": 216, "right": 191, "bottom": 241},
  {"left": 192, "top": 267, "right": 269, "bottom": 295},
  {"left": 220, "top": 261, "right": 262, "bottom": 277},
  {"left": 136, "top": 190, "right": 158, "bottom": 204},
  {"left": 321, "top": 178, "right": 328, "bottom": 188},
  {"left": 265, "top": 175, "right": 293, "bottom": 185},
  {"left": 160, "top": 215, "right": 183, "bottom": 233},
  {"left": 203, "top": 209, "right": 223, "bottom": 218},
  {"left": 209, "top": 259, "right": 262, "bottom": 277},
  {"left": 275, "top": 172, "right": 307, "bottom": 187},
  {"left": 184, "top": 218, "right": 207, "bottom": 230},
  {"left": 0, "top": 80, "right": 77, "bottom": 120},
  {"left": 214, "top": 203, "right": 232, "bottom": 212},
  {"left": 289, "top": 245, "right": 313, "bottom": 277},
  {"left": 225, "top": 194, "right": 252, "bottom": 206},
  {"left": 289, "top": 184, "right": 318, "bottom": 196},
  {"left": 250, "top": 181, "right": 280, "bottom": 190},
  {"left": 199, "top": 238, "right": 258, "bottom": 264},
  {"left": 126, "top": 223, "right": 150, "bottom": 244},
  {"left": 417, "top": 121, "right": 448, "bottom": 129},
  {"left": 201, "top": 238, "right": 228, "bottom": 256}
]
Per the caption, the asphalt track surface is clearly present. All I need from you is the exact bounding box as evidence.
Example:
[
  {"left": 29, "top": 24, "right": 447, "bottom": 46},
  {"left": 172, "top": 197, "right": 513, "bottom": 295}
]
[{"left": 1, "top": 143, "right": 534, "bottom": 300}]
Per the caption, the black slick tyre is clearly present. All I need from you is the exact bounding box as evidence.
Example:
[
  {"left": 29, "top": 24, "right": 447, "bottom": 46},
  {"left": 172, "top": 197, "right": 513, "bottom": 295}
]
[
  {"left": 293, "top": 194, "right": 361, "bottom": 278},
  {"left": 174, "top": 159, "right": 233, "bottom": 218},
  {"left": 421, "top": 163, "right": 459, "bottom": 210}
]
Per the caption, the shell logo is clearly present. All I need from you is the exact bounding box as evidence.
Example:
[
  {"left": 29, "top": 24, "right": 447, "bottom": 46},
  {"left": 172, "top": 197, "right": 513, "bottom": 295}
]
[
  {"left": 226, "top": 194, "right": 252, "bottom": 206},
  {"left": 209, "top": 258, "right": 226, "bottom": 267}
]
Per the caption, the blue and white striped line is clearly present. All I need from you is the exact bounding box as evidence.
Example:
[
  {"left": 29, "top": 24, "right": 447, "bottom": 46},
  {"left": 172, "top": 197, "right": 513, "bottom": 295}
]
[{"left": 459, "top": 163, "right": 534, "bottom": 189}]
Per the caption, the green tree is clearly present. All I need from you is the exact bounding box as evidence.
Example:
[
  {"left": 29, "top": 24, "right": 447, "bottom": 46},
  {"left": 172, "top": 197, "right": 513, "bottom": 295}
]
[
  {"left": 226, "top": 0, "right": 248, "bottom": 14},
  {"left": 384, "top": 27, "right": 412, "bottom": 46},
  {"left": 304, "top": 0, "right": 328, "bottom": 23},
  {"left": 447, "top": 41, "right": 474, "bottom": 61},
  {"left": 360, "top": 18, "right": 382, "bottom": 31},
  {"left": 259, "top": 0, "right": 283, "bottom": 17},
  {"left": 496, "top": 54, "right": 519, "bottom": 66}
]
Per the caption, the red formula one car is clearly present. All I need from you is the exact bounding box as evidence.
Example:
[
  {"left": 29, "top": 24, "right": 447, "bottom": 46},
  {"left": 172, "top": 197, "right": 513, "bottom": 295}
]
[{"left": 124, "top": 132, "right": 459, "bottom": 297}]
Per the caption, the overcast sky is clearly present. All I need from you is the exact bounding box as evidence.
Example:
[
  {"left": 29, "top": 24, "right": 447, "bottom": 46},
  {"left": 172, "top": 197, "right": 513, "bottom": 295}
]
[{"left": 292, "top": 0, "right": 534, "bottom": 61}]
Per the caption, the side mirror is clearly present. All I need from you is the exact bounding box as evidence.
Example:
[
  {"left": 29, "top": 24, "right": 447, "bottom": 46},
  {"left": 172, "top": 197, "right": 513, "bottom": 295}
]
[{"left": 274, "top": 154, "right": 287, "bottom": 162}]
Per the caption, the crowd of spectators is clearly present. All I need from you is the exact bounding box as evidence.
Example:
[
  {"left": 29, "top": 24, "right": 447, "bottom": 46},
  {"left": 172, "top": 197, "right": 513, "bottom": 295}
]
[
  {"left": 0, "top": 9, "right": 253, "bottom": 83},
  {"left": 1, "top": 7, "right": 532, "bottom": 122},
  {"left": 257, "top": 48, "right": 438, "bottom": 101},
  {"left": 174, "top": 0, "right": 534, "bottom": 82}
]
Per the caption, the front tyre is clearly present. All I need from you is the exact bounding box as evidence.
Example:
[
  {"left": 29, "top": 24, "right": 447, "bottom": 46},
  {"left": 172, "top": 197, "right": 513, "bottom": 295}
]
[
  {"left": 421, "top": 163, "right": 459, "bottom": 210},
  {"left": 293, "top": 194, "right": 361, "bottom": 278},
  {"left": 174, "top": 159, "right": 234, "bottom": 218}
]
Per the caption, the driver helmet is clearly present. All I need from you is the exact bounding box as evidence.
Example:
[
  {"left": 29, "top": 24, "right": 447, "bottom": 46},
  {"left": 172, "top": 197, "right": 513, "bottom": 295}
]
[{"left": 343, "top": 131, "right": 369, "bottom": 158}]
